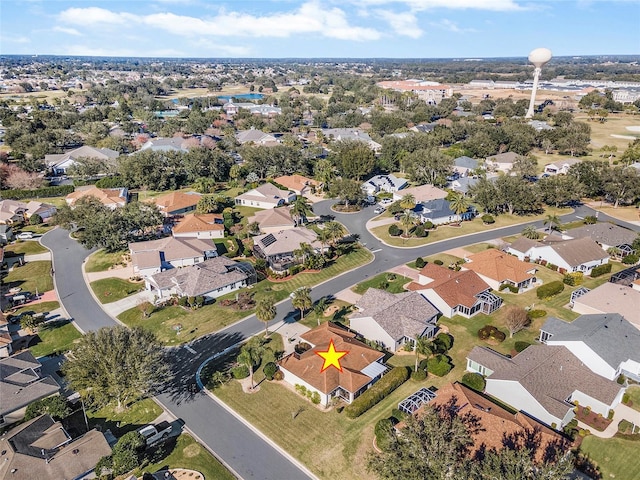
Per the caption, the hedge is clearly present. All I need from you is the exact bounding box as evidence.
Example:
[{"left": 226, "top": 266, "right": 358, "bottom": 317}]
[
  {"left": 461, "top": 372, "right": 486, "bottom": 392},
  {"left": 427, "top": 354, "right": 453, "bottom": 377},
  {"left": 514, "top": 341, "right": 531, "bottom": 353},
  {"left": 590, "top": 263, "right": 612, "bottom": 277},
  {"left": 415, "top": 257, "right": 426, "bottom": 268},
  {"left": 344, "top": 367, "right": 410, "bottom": 419},
  {"left": 622, "top": 254, "right": 639, "bottom": 265},
  {"left": 1, "top": 184, "right": 74, "bottom": 200},
  {"left": 536, "top": 280, "right": 565, "bottom": 299},
  {"left": 95, "top": 176, "right": 126, "bottom": 188},
  {"left": 499, "top": 283, "right": 518, "bottom": 293}
]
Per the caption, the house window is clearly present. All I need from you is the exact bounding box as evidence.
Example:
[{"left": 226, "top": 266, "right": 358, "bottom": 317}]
[{"left": 539, "top": 330, "right": 553, "bottom": 343}]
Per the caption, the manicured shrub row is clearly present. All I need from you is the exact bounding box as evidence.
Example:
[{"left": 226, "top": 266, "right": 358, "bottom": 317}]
[
  {"left": 536, "top": 280, "right": 565, "bottom": 299},
  {"left": 2, "top": 184, "right": 74, "bottom": 199},
  {"left": 95, "top": 176, "right": 125, "bottom": 188},
  {"left": 477, "top": 325, "right": 506, "bottom": 343},
  {"left": 344, "top": 367, "right": 410, "bottom": 419},
  {"left": 590, "top": 263, "right": 612, "bottom": 277},
  {"left": 461, "top": 372, "right": 486, "bottom": 392},
  {"left": 295, "top": 384, "right": 321, "bottom": 404}
]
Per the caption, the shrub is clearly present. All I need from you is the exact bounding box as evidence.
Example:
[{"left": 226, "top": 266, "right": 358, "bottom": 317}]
[
  {"left": 590, "top": 263, "right": 612, "bottom": 277},
  {"left": 263, "top": 362, "right": 278, "bottom": 380},
  {"left": 461, "top": 372, "right": 486, "bottom": 392},
  {"left": 273, "top": 370, "right": 284, "bottom": 381},
  {"left": 515, "top": 341, "right": 531, "bottom": 353},
  {"left": 433, "top": 333, "right": 453, "bottom": 353},
  {"left": 231, "top": 364, "right": 249, "bottom": 379},
  {"left": 584, "top": 215, "right": 597, "bottom": 224},
  {"left": 623, "top": 254, "right": 639, "bottom": 265},
  {"left": 536, "top": 281, "right": 565, "bottom": 299},
  {"left": 187, "top": 296, "right": 196, "bottom": 307},
  {"left": 622, "top": 392, "right": 630, "bottom": 404},
  {"left": 311, "top": 392, "right": 321, "bottom": 405},
  {"left": 388, "top": 224, "right": 401, "bottom": 236},
  {"left": 433, "top": 259, "right": 444, "bottom": 266},
  {"left": 413, "top": 225, "right": 427, "bottom": 238},
  {"left": 547, "top": 263, "right": 558, "bottom": 271},
  {"left": 194, "top": 296, "right": 204, "bottom": 307},
  {"left": 391, "top": 408, "right": 408, "bottom": 422},
  {"left": 389, "top": 202, "right": 404, "bottom": 215},
  {"left": 423, "top": 221, "right": 434, "bottom": 230},
  {"left": 618, "top": 375, "right": 627, "bottom": 386},
  {"left": 527, "top": 309, "right": 547, "bottom": 319},
  {"left": 563, "top": 271, "right": 584, "bottom": 286},
  {"left": 178, "top": 296, "right": 188, "bottom": 307},
  {"left": 411, "top": 369, "right": 427, "bottom": 381},
  {"left": 374, "top": 418, "right": 395, "bottom": 451},
  {"left": 295, "top": 384, "right": 307, "bottom": 395},
  {"left": 607, "top": 410, "right": 614, "bottom": 420},
  {"left": 499, "top": 283, "right": 518, "bottom": 293},
  {"left": 481, "top": 214, "right": 495, "bottom": 224},
  {"left": 344, "top": 367, "right": 410, "bottom": 418},
  {"left": 477, "top": 325, "right": 506, "bottom": 343},
  {"left": 415, "top": 257, "right": 426, "bottom": 268},
  {"left": 29, "top": 214, "right": 43, "bottom": 225},
  {"left": 1, "top": 184, "right": 74, "bottom": 200},
  {"left": 95, "top": 176, "right": 125, "bottom": 188},
  {"left": 427, "top": 354, "right": 453, "bottom": 377}
]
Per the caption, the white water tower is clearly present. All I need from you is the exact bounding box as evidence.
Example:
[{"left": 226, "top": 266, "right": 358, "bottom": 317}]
[{"left": 525, "top": 47, "right": 552, "bottom": 118}]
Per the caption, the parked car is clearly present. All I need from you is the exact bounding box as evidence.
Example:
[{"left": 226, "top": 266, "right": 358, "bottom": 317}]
[
  {"left": 137, "top": 422, "right": 172, "bottom": 446},
  {"left": 17, "top": 232, "right": 34, "bottom": 240},
  {"left": 380, "top": 198, "right": 393, "bottom": 205},
  {"left": 373, "top": 207, "right": 386, "bottom": 214}
]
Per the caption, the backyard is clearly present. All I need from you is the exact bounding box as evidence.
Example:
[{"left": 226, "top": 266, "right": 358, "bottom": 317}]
[
  {"left": 90, "top": 278, "right": 144, "bottom": 304},
  {"left": 4, "top": 260, "right": 53, "bottom": 294},
  {"left": 580, "top": 435, "right": 640, "bottom": 480},
  {"left": 625, "top": 385, "right": 640, "bottom": 413}
]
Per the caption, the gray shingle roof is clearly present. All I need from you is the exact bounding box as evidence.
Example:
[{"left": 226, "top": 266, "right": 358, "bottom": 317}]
[
  {"left": 541, "top": 313, "right": 640, "bottom": 370},
  {"left": 454, "top": 156, "right": 479, "bottom": 170},
  {"left": 566, "top": 223, "right": 638, "bottom": 247},
  {"left": 548, "top": 237, "right": 609, "bottom": 267}
]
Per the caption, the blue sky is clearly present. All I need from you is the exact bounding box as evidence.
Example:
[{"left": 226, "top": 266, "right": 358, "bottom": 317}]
[{"left": 1, "top": 0, "right": 638, "bottom": 58}]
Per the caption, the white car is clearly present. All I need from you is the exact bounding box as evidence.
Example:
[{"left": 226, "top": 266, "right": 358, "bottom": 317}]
[
  {"left": 373, "top": 207, "right": 386, "bottom": 214},
  {"left": 17, "top": 232, "right": 34, "bottom": 240},
  {"left": 380, "top": 198, "right": 393, "bottom": 205}
]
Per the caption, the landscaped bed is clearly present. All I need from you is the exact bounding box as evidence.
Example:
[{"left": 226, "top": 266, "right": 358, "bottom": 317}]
[{"left": 90, "top": 278, "right": 144, "bottom": 304}]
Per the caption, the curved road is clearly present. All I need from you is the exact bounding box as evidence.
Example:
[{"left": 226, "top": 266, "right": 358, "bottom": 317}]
[{"left": 43, "top": 202, "right": 639, "bottom": 480}]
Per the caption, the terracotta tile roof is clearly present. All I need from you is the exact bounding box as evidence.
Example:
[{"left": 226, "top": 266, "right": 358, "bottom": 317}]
[
  {"left": 66, "top": 186, "right": 127, "bottom": 207},
  {"left": 235, "top": 183, "right": 293, "bottom": 206},
  {"left": 279, "top": 322, "right": 385, "bottom": 395},
  {"left": 172, "top": 213, "right": 224, "bottom": 234},
  {"left": 408, "top": 263, "right": 490, "bottom": 309},
  {"left": 248, "top": 207, "right": 295, "bottom": 230},
  {"left": 464, "top": 249, "right": 535, "bottom": 283},
  {"left": 150, "top": 191, "right": 202, "bottom": 214},
  {"left": 274, "top": 175, "right": 319, "bottom": 193}
]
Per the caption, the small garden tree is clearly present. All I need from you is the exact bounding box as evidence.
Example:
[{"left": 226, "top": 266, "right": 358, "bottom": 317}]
[
  {"left": 255, "top": 295, "right": 277, "bottom": 336},
  {"left": 503, "top": 305, "right": 530, "bottom": 338}
]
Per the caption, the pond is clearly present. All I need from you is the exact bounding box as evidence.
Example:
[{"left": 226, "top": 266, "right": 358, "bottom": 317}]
[{"left": 217, "top": 93, "right": 264, "bottom": 101}]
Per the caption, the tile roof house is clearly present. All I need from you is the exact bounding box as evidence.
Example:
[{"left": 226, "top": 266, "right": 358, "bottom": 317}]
[
  {"left": 248, "top": 207, "right": 296, "bottom": 234},
  {"left": 507, "top": 237, "right": 609, "bottom": 274},
  {"left": 139, "top": 137, "right": 189, "bottom": 153},
  {"left": 234, "top": 183, "right": 296, "bottom": 210},
  {"left": 235, "top": 128, "right": 279, "bottom": 146},
  {"left": 273, "top": 175, "right": 320, "bottom": 197},
  {"left": 391, "top": 184, "right": 447, "bottom": 203},
  {"left": 66, "top": 186, "right": 129, "bottom": 210},
  {"left": 0, "top": 200, "right": 28, "bottom": 225},
  {"left": 322, "top": 128, "right": 382, "bottom": 152},
  {"left": 543, "top": 158, "right": 582, "bottom": 175},
  {"left": 0, "top": 351, "right": 61, "bottom": 427},
  {"left": 449, "top": 176, "right": 481, "bottom": 195},
  {"left": 453, "top": 156, "right": 480, "bottom": 176},
  {"left": 407, "top": 263, "right": 502, "bottom": 318},
  {"left": 414, "top": 198, "right": 474, "bottom": 226},
  {"left": 129, "top": 237, "right": 218, "bottom": 277},
  {"left": 252, "top": 227, "right": 324, "bottom": 272},
  {"left": 563, "top": 223, "right": 638, "bottom": 254},
  {"left": 278, "top": 322, "right": 386, "bottom": 406},
  {"left": 171, "top": 213, "right": 224, "bottom": 239},
  {"left": 0, "top": 414, "right": 112, "bottom": 480},
  {"left": 146, "top": 257, "right": 256, "bottom": 300},
  {"left": 466, "top": 345, "right": 625, "bottom": 429},
  {"left": 362, "top": 174, "right": 408, "bottom": 195},
  {"left": 540, "top": 313, "right": 640, "bottom": 381},
  {"left": 463, "top": 249, "right": 538, "bottom": 292},
  {"left": 24, "top": 201, "right": 57, "bottom": 221},
  {"left": 150, "top": 191, "right": 202, "bottom": 217},
  {"left": 349, "top": 289, "right": 440, "bottom": 352},
  {"left": 571, "top": 282, "right": 640, "bottom": 331},
  {"left": 45, "top": 145, "right": 118, "bottom": 175},
  {"left": 485, "top": 151, "right": 520, "bottom": 173}
]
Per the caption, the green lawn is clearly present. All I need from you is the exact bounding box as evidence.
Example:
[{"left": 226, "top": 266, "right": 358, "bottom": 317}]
[
  {"left": 29, "top": 320, "right": 82, "bottom": 357},
  {"left": 90, "top": 278, "right": 144, "bottom": 304},
  {"left": 4, "top": 260, "right": 53, "bottom": 293},
  {"left": 461, "top": 243, "right": 496, "bottom": 254},
  {"left": 625, "top": 386, "right": 640, "bottom": 413},
  {"left": 143, "top": 434, "right": 235, "bottom": 480},
  {"left": 87, "top": 398, "right": 163, "bottom": 437},
  {"left": 10, "top": 301, "right": 60, "bottom": 317},
  {"left": 298, "top": 299, "right": 353, "bottom": 329},
  {"left": 371, "top": 207, "right": 572, "bottom": 247},
  {"left": 580, "top": 435, "right": 640, "bottom": 480},
  {"left": 118, "top": 248, "right": 372, "bottom": 345},
  {"left": 4, "top": 241, "right": 48, "bottom": 256},
  {"left": 352, "top": 271, "right": 410, "bottom": 295},
  {"left": 85, "top": 249, "right": 127, "bottom": 273}
]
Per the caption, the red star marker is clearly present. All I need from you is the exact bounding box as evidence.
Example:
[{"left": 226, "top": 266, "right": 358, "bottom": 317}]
[{"left": 316, "top": 339, "right": 348, "bottom": 373}]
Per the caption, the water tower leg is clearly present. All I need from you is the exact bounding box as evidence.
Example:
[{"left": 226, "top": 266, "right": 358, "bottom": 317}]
[{"left": 526, "top": 67, "right": 542, "bottom": 118}]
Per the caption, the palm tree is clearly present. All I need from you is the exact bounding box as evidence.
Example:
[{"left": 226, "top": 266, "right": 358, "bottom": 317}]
[
  {"left": 544, "top": 214, "right": 561, "bottom": 234},
  {"left": 291, "top": 286, "right": 313, "bottom": 320},
  {"left": 521, "top": 225, "right": 540, "bottom": 240},
  {"left": 449, "top": 193, "right": 470, "bottom": 225},
  {"left": 414, "top": 336, "right": 433, "bottom": 372},
  {"left": 293, "top": 242, "right": 314, "bottom": 265},
  {"left": 290, "top": 196, "right": 312, "bottom": 226},
  {"left": 400, "top": 210, "right": 416, "bottom": 239},
  {"left": 237, "top": 341, "right": 264, "bottom": 390},
  {"left": 399, "top": 193, "right": 416, "bottom": 211},
  {"left": 313, "top": 297, "right": 329, "bottom": 326},
  {"left": 255, "top": 296, "right": 277, "bottom": 337},
  {"left": 324, "top": 221, "right": 346, "bottom": 248}
]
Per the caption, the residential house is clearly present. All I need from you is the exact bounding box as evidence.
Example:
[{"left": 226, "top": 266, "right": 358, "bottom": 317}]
[
  {"left": 0, "top": 312, "right": 12, "bottom": 358},
  {"left": 0, "top": 200, "right": 28, "bottom": 225},
  {"left": 463, "top": 249, "right": 538, "bottom": 292},
  {"left": 528, "top": 120, "right": 554, "bottom": 132},
  {"left": 235, "top": 128, "right": 279, "bottom": 146},
  {"left": 45, "top": 145, "right": 118, "bottom": 175},
  {"left": 150, "top": 191, "right": 202, "bottom": 217},
  {"left": 278, "top": 322, "right": 387, "bottom": 406},
  {"left": 507, "top": 237, "right": 609, "bottom": 274},
  {"left": 65, "top": 186, "right": 129, "bottom": 210},
  {"left": 362, "top": 174, "right": 408, "bottom": 195},
  {"left": 223, "top": 102, "right": 256, "bottom": 116},
  {"left": 414, "top": 198, "right": 474, "bottom": 225},
  {"left": 322, "top": 128, "right": 382, "bottom": 152},
  {"left": 485, "top": 152, "right": 520, "bottom": 173},
  {"left": 449, "top": 176, "right": 481, "bottom": 195},
  {"left": 274, "top": 175, "right": 320, "bottom": 198},
  {"left": 409, "top": 123, "right": 437, "bottom": 133},
  {"left": 452, "top": 156, "right": 480, "bottom": 176},
  {"left": 349, "top": 289, "right": 440, "bottom": 352},
  {"left": 248, "top": 207, "right": 296, "bottom": 234},
  {"left": 138, "top": 137, "right": 189, "bottom": 153},
  {"left": 223, "top": 102, "right": 282, "bottom": 117},
  {"left": 563, "top": 223, "right": 637, "bottom": 256},
  {"left": 0, "top": 351, "right": 61, "bottom": 427},
  {"left": 540, "top": 313, "right": 640, "bottom": 381},
  {"left": 0, "top": 225, "right": 14, "bottom": 244},
  {"left": 0, "top": 414, "right": 112, "bottom": 480},
  {"left": 408, "top": 263, "right": 502, "bottom": 318},
  {"left": 466, "top": 345, "right": 625, "bottom": 429},
  {"left": 253, "top": 227, "right": 324, "bottom": 272},
  {"left": 129, "top": 237, "right": 218, "bottom": 277},
  {"left": 145, "top": 257, "right": 256, "bottom": 300},
  {"left": 24, "top": 201, "right": 57, "bottom": 222},
  {"left": 543, "top": 158, "right": 582, "bottom": 175},
  {"left": 571, "top": 283, "right": 640, "bottom": 330},
  {"left": 235, "top": 183, "right": 296, "bottom": 210},
  {"left": 391, "top": 184, "right": 447, "bottom": 203},
  {"left": 171, "top": 213, "right": 224, "bottom": 239}
]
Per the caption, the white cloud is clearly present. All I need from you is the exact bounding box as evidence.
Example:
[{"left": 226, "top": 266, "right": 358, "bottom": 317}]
[
  {"left": 58, "top": 2, "right": 381, "bottom": 41},
  {"left": 353, "top": 0, "right": 524, "bottom": 11},
  {"left": 374, "top": 9, "right": 423, "bottom": 38},
  {"left": 429, "top": 18, "right": 476, "bottom": 33},
  {"left": 190, "top": 39, "right": 252, "bottom": 56},
  {"left": 1, "top": 35, "right": 30, "bottom": 44},
  {"left": 52, "top": 26, "right": 82, "bottom": 36}
]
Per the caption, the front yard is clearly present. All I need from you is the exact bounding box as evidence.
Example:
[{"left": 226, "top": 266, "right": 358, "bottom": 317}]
[
  {"left": 29, "top": 320, "right": 82, "bottom": 357},
  {"left": 84, "top": 249, "right": 127, "bottom": 273},
  {"left": 4, "top": 240, "right": 48, "bottom": 256},
  {"left": 4, "top": 260, "right": 53, "bottom": 294},
  {"left": 580, "top": 435, "right": 640, "bottom": 480},
  {"left": 87, "top": 398, "right": 163, "bottom": 437},
  {"left": 90, "top": 278, "right": 144, "bottom": 304}
]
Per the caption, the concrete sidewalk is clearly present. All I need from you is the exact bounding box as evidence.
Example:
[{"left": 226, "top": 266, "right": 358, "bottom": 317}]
[
  {"left": 24, "top": 252, "right": 52, "bottom": 262},
  {"left": 86, "top": 265, "right": 135, "bottom": 282}
]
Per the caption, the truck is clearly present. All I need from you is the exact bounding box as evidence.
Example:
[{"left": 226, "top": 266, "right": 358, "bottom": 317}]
[{"left": 137, "top": 421, "right": 172, "bottom": 446}]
